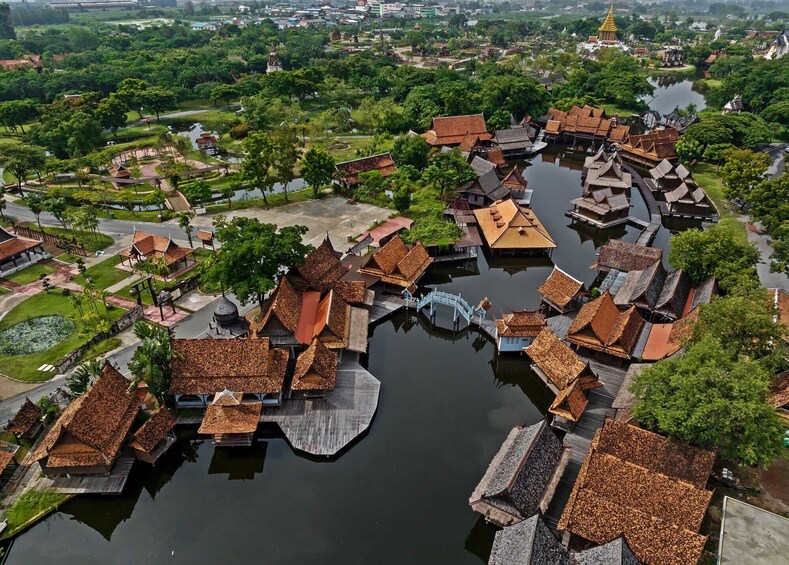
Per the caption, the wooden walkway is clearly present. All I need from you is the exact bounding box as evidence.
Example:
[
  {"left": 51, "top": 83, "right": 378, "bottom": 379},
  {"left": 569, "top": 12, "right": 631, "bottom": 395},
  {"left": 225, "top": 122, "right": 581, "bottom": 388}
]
[
  {"left": 260, "top": 352, "right": 380, "bottom": 457},
  {"left": 624, "top": 164, "right": 662, "bottom": 246},
  {"left": 36, "top": 452, "right": 136, "bottom": 495},
  {"left": 369, "top": 295, "right": 406, "bottom": 324},
  {"left": 544, "top": 359, "right": 627, "bottom": 529}
]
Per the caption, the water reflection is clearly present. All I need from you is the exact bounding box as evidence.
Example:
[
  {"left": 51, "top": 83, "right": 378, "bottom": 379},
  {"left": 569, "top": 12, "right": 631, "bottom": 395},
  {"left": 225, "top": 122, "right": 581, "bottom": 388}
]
[{"left": 643, "top": 75, "right": 708, "bottom": 115}]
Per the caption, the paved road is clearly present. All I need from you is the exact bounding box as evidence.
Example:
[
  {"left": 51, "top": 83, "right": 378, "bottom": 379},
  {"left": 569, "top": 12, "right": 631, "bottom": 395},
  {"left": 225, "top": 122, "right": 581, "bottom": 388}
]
[{"left": 740, "top": 216, "right": 789, "bottom": 292}]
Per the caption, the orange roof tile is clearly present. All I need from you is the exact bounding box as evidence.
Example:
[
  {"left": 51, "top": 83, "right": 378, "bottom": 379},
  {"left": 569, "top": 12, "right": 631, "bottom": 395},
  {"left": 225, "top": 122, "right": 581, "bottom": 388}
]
[
  {"left": 473, "top": 199, "right": 556, "bottom": 252},
  {"left": 422, "top": 114, "right": 492, "bottom": 146},
  {"left": 537, "top": 266, "right": 584, "bottom": 309}
]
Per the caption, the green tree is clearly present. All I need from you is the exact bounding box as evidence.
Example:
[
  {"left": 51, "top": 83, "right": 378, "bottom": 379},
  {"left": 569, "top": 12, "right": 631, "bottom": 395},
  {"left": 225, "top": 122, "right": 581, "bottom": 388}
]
[
  {"left": 392, "top": 183, "right": 412, "bottom": 214},
  {"left": 210, "top": 84, "right": 239, "bottom": 107},
  {"left": 674, "top": 137, "right": 703, "bottom": 165},
  {"left": 0, "top": 140, "right": 46, "bottom": 192},
  {"left": 668, "top": 222, "right": 759, "bottom": 293},
  {"left": 632, "top": 336, "right": 785, "bottom": 468},
  {"left": 271, "top": 127, "right": 300, "bottom": 201},
  {"left": 66, "top": 359, "right": 103, "bottom": 397},
  {"left": 26, "top": 193, "right": 44, "bottom": 230},
  {"left": 182, "top": 180, "right": 212, "bottom": 207},
  {"left": 0, "top": 99, "right": 37, "bottom": 133},
  {"left": 0, "top": 3, "right": 15, "bottom": 40},
  {"left": 177, "top": 211, "right": 195, "bottom": 247},
  {"left": 423, "top": 149, "right": 476, "bottom": 196},
  {"left": 128, "top": 321, "right": 173, "bottom": 404},
  {"left": 116, "top": 78, "right": 149, "bottom": 120},
  {"left": 241, "top": 132, "right": 276, "bottom": 205},
  {"left": 721, "top": 148, "right": 770, "bottom": 202},
  {"left": 202, "top": 216, "right": 311, "bottom": 309},
  {"left": 140, "top": 87, "right": 177, "bottom": 122},
  {"left": 95, "top": 95, "right": 128, "bottom": 138},
  {"left": 300, "top": 146, "right": 335, "bottom": 198},
  {"left": 390, "top": 134, "right": 429, "bottom": 170},
  {"left": 44, "top": 197, "right": 68, "bottom": 229},
  {"left": 356, "top": 170, "right": 387, "bottom": 200}
]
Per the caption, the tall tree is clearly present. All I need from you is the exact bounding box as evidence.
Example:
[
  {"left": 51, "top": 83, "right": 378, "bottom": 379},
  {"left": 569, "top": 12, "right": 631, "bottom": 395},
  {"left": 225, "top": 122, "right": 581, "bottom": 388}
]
[
  {"left": 95, "top": 94, "right": 128, "bottom": 138},
  {"left": 0, "top": 3, "right": 15, "bottom": 40},
  {"left": 391, "top": 134, "right": 430, "bottom": 170},
  {"left": 44, "top": 196, "right": 68, "bottom": 229},
  {"left": 422, "top": 149, "right": 476, "bottom": 197},
  {"left": 0, "top": 140, "right": 46, "bottom": 192},
  {"left": 721, "top": 148, "right": 770, "bottom": 202},
  {"left": 241, "top": 132, "right": 276, "bottom": 205},
  {"left": 26, "top": 193, "right": 44, "bottom": 230},
  {"left": 632, "top": 336, "right": 785, "bottom": 468},
  {"left": 300, "top": 146, "right": 335, "bottom": 198},
  {"left": 271, "top": 127, "right": 300, "bottom": 202},
  {"left": 128, "top": 321, "right": 173, "bottom": 404},
  {"left": 202, "top": 216, "right": 310, "bottom": 309},
  {"left": 177, "top": 211, "right": 195, "bottom": 248},
  {"left": 140, "top": 87, "right": 177, "bottom": 122}
]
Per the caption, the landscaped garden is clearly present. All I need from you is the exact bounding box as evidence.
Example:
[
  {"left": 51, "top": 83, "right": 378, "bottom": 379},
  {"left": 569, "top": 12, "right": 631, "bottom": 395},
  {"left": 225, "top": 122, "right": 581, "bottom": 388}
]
[
  {"left": 73, "top": 255, "right": 131, "bottom": 290},
  {"left": 0, "top": 291, "right": 125, "bottom": 382},
  {"left": 3, "top": 263, "right": 56, "bottom": 285}
]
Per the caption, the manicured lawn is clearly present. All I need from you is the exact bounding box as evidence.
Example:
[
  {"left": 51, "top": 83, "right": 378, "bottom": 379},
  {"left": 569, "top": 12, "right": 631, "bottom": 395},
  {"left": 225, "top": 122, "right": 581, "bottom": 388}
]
[
  {"left": 19, "top": 224, "right": 114, "bottom": 253},
  {"left": 4, "top": 263, "right": 56, "bottom": 285},
  {"left": 4, "top": 490, "right": 71, "bottom": 537},
  {"left": 0, "top": 291, "right": 125, "bottom": 382},
  {"left": 316, "top": 136, "right": 395, "bottom": 163},
  {"left": 693, "top": 162, "right": 748, "bottom": 241},
  {"left": 203, "top": 186, "right": 314, "bottom": 214},
  {"left": 97, "top": 208, "right": 167, "bottom": 222},
  {"left": 74, "top": 255, "right": 130, "bottom": 290}
]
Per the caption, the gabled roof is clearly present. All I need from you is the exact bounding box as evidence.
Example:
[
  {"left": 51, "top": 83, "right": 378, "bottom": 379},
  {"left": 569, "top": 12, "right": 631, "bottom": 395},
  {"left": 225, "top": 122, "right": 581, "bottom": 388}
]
[
  {"left": 469, "top": 155, "right": 497, "bottom": 176},
  {"left": 170, "top": 337, "right": 288, "bottom": 395},
  {"left": 574, "top": 537, "right": 642, "bottom": 565},
  {"left": 769, "top": 369, "right": 789, "bottom": 409},
  {"left": 31, "top": 364, "right": 141, "bottom": 470},
  {"left": 0, "top": 227, "right": 41, "bottom": 263},
  {"left": 525, "top": 328, "right": 597, "bottom": 390},
  {"left": 335, "top": 153, "right": 397, "bottom": 186},
  {"left": 7, "top": 398, "right": 42, "bottom": 436},
  {"left": 537, "top": 266, "right": 584, "bottom": 309},
  {"left": 128, "top": 407, "right": 176, "bottom": 453},
  {"left": 559, "top": 419, "right": 715, "bottom": 565},
  {"left": 295, "top": 238, "right": 348, "bottom": 292},
  {"left": 501, "top": 167, "right": 528, "bottom": 190},
  {"left": 567, "top": 292, "right": 645, "bottom": 359},
  {"left": 119, "top": 230, "right": 192, "bottom": 267},
  {"left": 620, "top": 128, "right": 680, "bottom": 163},
  {"left": 359, "top": 235, "right": 433, "bottom": 290},
  {"left": 549, "top": 380, "right": 588, "bottom": 422},
  {"left": 291, "top": 338, "right": 338, "bottom": 391},
  {"left": 252, "top": 276, "right": 302, "bottom": 336},
  {"left": 495, "top": 310, "right": 546, "bottom": 338},
  {"left": 585, "top": 159, "right": 632, "bottom": 191},
  {"left": 198, "top": 391, "right": 261, "bottom": 435},
  {"left": 592, "top": 239, "right": 662, "bottom": 272},
  {"left": 473, "top": 199, "right": 556, "bottom": 251},
  {"left": 296, "top": 289, "right": 351, "bottom": 348},
  {"left": 470, "top": 420, "right": 565, "bottom": 521},
  {"left": 614, "top": 261, "right": 667, "bottom": 310},
  {"left": 462, "top": 168, "right": 509, "bottom": 201},
  {"left": 489, "top": 514, "right": 570, "bottom": 565},
  {"left": 422, "top": 114, "right": 492, "bottom": 146}
]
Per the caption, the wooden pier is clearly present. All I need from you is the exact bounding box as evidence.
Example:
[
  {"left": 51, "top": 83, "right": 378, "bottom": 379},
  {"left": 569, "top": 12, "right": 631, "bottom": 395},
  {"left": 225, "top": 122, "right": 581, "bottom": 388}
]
[
  {"left": 624, "top": 164, "right": 665, "bottom": 246},
  {"left": 260, "top": 352, "right": 380, "bottom": 457},
  {"left": 369, "top": 295, "right": 406, "bottom": 324},
  {"left": 543, "top": 359, "right": 626, "bottom": 529}
]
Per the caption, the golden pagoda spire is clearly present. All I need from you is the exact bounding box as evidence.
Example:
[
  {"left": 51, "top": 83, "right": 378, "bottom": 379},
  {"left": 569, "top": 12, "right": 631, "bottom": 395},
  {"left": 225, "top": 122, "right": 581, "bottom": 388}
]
[{"left": 599, "top": 0, "right": 618, "bottom": 42}]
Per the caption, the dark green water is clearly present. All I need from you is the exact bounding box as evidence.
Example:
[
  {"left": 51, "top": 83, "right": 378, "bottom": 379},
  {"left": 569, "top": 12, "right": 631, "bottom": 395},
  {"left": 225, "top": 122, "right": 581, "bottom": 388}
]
[{"left": 6, "top": 148, "right": 677, "bottom": 564}]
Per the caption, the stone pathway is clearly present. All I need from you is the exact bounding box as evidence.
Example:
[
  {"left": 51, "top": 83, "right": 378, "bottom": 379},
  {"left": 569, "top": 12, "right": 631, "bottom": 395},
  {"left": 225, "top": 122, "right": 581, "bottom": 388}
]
[{"left": 741, "top": 217, "right": 789, "bottom": 292}]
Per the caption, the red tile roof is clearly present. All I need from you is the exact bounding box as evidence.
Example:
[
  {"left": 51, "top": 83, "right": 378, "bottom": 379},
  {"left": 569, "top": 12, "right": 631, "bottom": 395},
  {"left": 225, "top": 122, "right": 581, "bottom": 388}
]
[
  {"left": 120, "top": 230, "right": 192, "bottom": 267},
  {"left": 422, "top": 114, "right": 492, "bottom": 146},
  {"left": 335, "top": 153, "right": 398, "bottom": 186},
  {"left": 567, "top": 292, "right": 645, "bottom": 359},
  {"left": 0, "top": 228, "right": 41, "bottom": 263}
]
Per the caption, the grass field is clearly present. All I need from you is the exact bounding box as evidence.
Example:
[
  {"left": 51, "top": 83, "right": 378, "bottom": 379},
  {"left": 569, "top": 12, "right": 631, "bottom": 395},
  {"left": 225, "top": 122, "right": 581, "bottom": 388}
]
[
  {"left": 74, "top": 255, "right": 130, "bottom": 290},
  {"left": 19, "top": 224, "right": 114, "bottom": 253},
  {"left": 4, "top": 263, "right": 56, "bottom": 285},
  {"left": 4, "top": 490, "right": 72, "bottom": 538},
  {"left": 0, "top": 292, "right": 125, "bottom": 382},
  {"left": 203, "top": 186, "right": 315, "bottom": 214}
]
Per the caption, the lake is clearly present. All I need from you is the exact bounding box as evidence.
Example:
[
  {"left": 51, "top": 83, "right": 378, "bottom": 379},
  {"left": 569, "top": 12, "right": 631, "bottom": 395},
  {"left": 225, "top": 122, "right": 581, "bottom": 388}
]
[
  {"left": 643, "top": 74, "right": 708, "bottom": 115},
  {"left": 6, "top": 146, "right": 675, "bottom": 564}
]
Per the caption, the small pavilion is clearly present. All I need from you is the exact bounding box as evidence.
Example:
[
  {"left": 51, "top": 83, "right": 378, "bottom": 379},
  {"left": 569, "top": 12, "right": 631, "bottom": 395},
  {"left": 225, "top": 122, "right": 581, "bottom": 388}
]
[{"left": 198, "top": 390, "right": 262, "bottom": 447}]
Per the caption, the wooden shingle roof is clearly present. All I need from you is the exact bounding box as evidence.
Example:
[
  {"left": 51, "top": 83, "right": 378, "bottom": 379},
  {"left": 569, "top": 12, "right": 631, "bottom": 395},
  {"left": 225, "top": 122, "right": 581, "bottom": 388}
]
[
  {"left": 495, "top": 310, "right": 546, "bottom": 338},
  {"left": 473, "top": 199, "right": 556, "bottom": 251},
  {"left": 568, "top": 292, "right": 645, "bottom": 359},
  {"left": 335, "top": 153, "right": 397, "bottom": 186},
  {"left": 422, "top": 114, "right": 492, "bottom": 146},
  {"left": 592, "top": 239, "right": 662, "bottom": 273},
  {"left": 537, "top": 266, "right": 584, "bottom": 309},
  {"left": 525, "top": 328, "right": 597, "bottom": 391},
  {"left": 7, "top": 398, "right": 42, "bottom": 436},
  {"left": 359, "top": 235, "right": 433, "bottom": 290},
  {"left": 128, "top": 407, "right": 176, "bottom": 453},
  {"left": 296, "top": 238, "right": 348, "bottom": 292},
  {"left": 292, "top": 338, "right": 338, "bottom": 391},
  {"left": 198, "top": 391, "right": 261, "bottom": 435}
]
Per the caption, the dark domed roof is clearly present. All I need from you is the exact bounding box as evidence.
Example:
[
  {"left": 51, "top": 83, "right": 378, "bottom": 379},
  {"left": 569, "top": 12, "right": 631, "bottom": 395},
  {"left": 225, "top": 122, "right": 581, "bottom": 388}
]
[{"left": 214, "top": 295, "right": 239, "bottom": 327}]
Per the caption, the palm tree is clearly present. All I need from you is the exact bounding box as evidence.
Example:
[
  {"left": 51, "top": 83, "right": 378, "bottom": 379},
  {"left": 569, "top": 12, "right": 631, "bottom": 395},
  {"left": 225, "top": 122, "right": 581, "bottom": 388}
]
[
  {"left": 66, "top": 359, "right": 103, "bottom": 396},
  {"left": 128, "top": 321, "right": 174, "bottom": 403}
]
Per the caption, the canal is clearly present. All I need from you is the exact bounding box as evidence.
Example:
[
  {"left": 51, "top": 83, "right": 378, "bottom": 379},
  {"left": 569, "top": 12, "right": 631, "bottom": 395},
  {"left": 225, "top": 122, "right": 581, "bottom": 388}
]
[{"left": 7, "top": 146, "right": 676, "bottom": 564}]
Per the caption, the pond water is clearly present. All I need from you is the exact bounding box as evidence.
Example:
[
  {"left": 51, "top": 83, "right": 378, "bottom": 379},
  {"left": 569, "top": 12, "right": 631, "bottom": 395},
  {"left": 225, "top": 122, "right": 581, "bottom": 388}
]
[
  {"left": 643, "top": 74, "right": 708, "bottom": 115},
  {"left": 7, "top": 146, "right": 678, "bottom": 564}
]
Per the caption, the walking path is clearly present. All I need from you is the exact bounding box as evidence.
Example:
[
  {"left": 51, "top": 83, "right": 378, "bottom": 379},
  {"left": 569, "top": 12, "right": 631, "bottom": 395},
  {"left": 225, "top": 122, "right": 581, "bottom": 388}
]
[
  {"left": 741, "top": 217, "right": 789, "bottom": 291},
  {"left": 623, "top": 164, "right": 662, "bottom": 246}
]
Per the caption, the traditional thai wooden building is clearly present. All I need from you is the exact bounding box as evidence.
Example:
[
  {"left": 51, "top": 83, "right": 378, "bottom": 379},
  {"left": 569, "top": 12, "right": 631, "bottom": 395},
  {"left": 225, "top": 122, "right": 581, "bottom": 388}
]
[
  {"left": 7, "top": 398, "right": 43, "bottom": 440},
  {"left": 542, "top": 106, "right": 629, "bottom": 146},
  {"left": 292, "top": 237, "right": 348, "bottom": 293},
  {"left": 119, "top": 229, "right": 194, "bottom": 276},
  {"left": 664, "top": 182, "right": 715, "bottom": 219},
  {"left": 558, "top": 419, "right": 715, "bottom": 565},
  {"left": 195, "top": 132, "right": 219, "bottom": 154},
  {"left": 334, "top": 153, "right": 398, "bottom": 190},
  {"left": 537, "top": 266, "right": 585, "bottom": 313},
  {"left": 196, "top": 229, "right": 215, "bottom": 249},
  {"left": 358, "top": 235, "right": 433, "bottom": 293},
  {"left": 128, "top": 407, "right": 177, "bottom": 464},
  {"left": 566, "top": 291, "right": 645, "bottom": 360},
  {"left": 458, "top": 167, "right": 510, "bottom": 209},
  {"left": 584, "top": 158, "right": 632, "bottom": 193},
  {"left": 169, "top": 337, "right": 289, "bottom": 407},
  {"left": 618, "top": 128, "right": 680, "bottom": 167},
  {"left": 198, "top": 390, "right": 261, "bottom": 447},
  {"left": 648, "top": 158, "right": 691, "bottom": 191},
  {"left": 493, "top": 127, "right": 537, "bottom": 158},
  {"left": 290, "top": 338, "right": 338, "bottom": 399},
  {"left": 591, "top": 239, "right": 662, "bottom": 274},
  {"left": 0, "top": 227, "right": 46, "bottom": 276},
  {"left": 494, "top": 310, "right": 546, "bottom": 352},
  {"left": 613, "top": 262, "right": 691, "bottom": 322},
  {"left": 582, "top": 147, "right": 621, "bottom": 179},
  {"left": 249, "top": 276, "right": 303, "bottom": 348},
  {"left": 568, "top": 187, "right": 630, "bottom": 228},
  {"left": 31, "top": 364, "right": 143, "bottom": 477},
  {"left": 500, "top": 168, "right": 530, "bottom": 201},
  {"left": 422, "top": 114, "right": 492, "bottom": 147},
  {"left": 769, "top": 370, "right": 789, "bottom": 423},
  {"left": 469, "top": 420, "right": 570, "bottom": 527},
  {"left": 473, "top": 199, "right": 556, "bottom": 256}
]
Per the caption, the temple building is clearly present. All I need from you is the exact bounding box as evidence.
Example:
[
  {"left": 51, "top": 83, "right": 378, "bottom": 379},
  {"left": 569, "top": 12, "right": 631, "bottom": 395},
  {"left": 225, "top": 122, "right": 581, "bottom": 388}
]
[
  {"left": 198, "top": 390, "right": 262, "bottom": 447},
  {"left": 357, "top": 234, "right": 433, "bottom": 292},
  {"left": 266, "top": 49, "right": 283, "bottom": 72},
  {"left": 618, "top": 128, "right": 679, "bottom": 168},
  {"left": 290, "top": 338, "right": 339, "bottom": 399},
  {"left": 566, "top": 291, "right": 645, "bottom": 360},
  {"left": 119, "top": 229, "right": 194, "bottom": 277},
  {"left": 169, "top": 337, "right": 289, "bottom": 408},
  {"left": 537, "top": 266, "right": 585, "bottom": 314},
  {"left": 559, "top": 419, "right": 715, "bottom": 565},
  {"left": 31, "top": 364, "right": 143, "bottom": 477},
  {"left": 578, "top": 2, "right": 629, "bottom": 53},
  {"left": 542, "top": 106, "right": 629, "bottom": 145},
  {"left": 335, "top": 153, "right": 398, "bottom": 190},
  {"left": 469, "top": 420, "right": 570, "bottom": 527},
  {"left": 0, "top": 227, "right": 47, "bottom": 276},
  {"left": 422, "top": 114, "right": 492, "bottom": 147},
  {"left": 473, "top": 199, "right": 556, "bottom": 256},
  {"left": 494, "top": 310, "right": 546, "bottom": 352}
]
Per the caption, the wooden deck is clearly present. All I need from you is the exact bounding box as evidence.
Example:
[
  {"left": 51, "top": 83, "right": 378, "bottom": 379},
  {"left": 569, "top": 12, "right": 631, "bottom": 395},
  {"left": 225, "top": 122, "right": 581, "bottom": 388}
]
[
  {"left": 261, "top": 352, "right": 380, "bottom": 457},
  {"left": 369, "top": 294, "right": 406, "bottom": 324},
  {"left": 35, "top": 452, "right": 136, "bottom": 495},
  {"left": 625, "top": 164, "right": 662, "bottom": 246},
  {"left": 347, "top": 306, "right": 369, "bottom": 353},
  {"left": 543, "top": 359, "right": 627, "bottom": 529}
]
